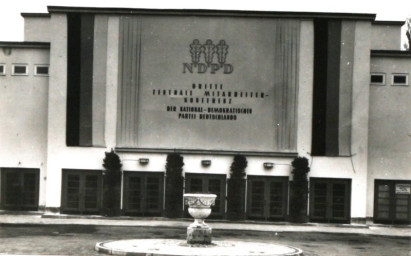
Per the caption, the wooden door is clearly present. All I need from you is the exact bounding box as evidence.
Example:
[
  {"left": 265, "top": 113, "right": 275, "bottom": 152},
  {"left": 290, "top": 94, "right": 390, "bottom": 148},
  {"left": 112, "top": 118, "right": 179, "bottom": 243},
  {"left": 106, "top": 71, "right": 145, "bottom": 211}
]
[
  {"left": 61, "top": 169, "right": 102, "bottom": 214},
  {"left": 309, "top": 178, "right": 351, "bottom": 223},
  {"left": 1, "top": 168, "right": 39, "bottom": 211},
  {"left": 123, "top": 172, "right": 164, "bottom": 216},
  {"left": 247, "top": 176, "right": 288, "bottom": 221},
  {"left": 374, "top": 180, "right": 411, "bottom": 224}
]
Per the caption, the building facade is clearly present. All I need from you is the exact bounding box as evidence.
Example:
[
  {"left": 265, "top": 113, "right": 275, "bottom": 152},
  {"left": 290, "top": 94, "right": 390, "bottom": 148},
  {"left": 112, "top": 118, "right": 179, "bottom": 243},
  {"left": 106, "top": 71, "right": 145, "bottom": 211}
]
[{"left": 0, "top": 6, "right": 409, "bottom": 224}]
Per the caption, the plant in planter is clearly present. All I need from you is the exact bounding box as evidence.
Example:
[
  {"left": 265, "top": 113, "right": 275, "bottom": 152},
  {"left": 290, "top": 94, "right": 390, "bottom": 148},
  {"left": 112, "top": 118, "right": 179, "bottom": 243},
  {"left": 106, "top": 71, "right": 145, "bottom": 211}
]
[
  {"left": 165, "top": 153, "right": 184, "bottom": 218},
  {"left": 289, "top": 156, "right": 310, "bottom": 223},
  {"left": 102, "top": 149, "right": 122, "bottom": 216},
  {"left": 227, "top": 155, "right": 247, "bottom": 220}
]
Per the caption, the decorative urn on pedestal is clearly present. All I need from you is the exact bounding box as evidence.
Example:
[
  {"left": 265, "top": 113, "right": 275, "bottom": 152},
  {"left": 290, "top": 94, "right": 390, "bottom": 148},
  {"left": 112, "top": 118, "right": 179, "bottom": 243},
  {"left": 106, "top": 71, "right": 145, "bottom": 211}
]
[{"left": 183, "top": 193, "right": 217, "bottom": 244}]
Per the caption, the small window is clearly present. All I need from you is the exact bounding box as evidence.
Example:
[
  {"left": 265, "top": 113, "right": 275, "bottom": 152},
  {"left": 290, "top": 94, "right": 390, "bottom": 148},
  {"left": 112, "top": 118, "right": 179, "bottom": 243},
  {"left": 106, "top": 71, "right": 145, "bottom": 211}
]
[
  {"left": 0, "top": 64, "right": 5, "bottom": 75},
  {"left": 12, "top": 64, "right": 28, "bottom": 76},
  {"left": 34, "top": 65, "right": 49, "bottom": 76},
  {"left": 392, "top": 74, "right": 408, "bottom": 86},
  {"left": 370, "top": 73, "right": 385, "bottom": 85}
]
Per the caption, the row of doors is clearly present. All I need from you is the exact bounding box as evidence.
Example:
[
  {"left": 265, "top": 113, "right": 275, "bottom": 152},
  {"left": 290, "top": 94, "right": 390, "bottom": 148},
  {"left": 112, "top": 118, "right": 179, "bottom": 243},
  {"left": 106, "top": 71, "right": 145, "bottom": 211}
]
[
  {"left": 2, "top": 168, "right": 410, "bottom": 224},
  {"left": 59, "top": 170, "right": 352, "bottom": 223}
]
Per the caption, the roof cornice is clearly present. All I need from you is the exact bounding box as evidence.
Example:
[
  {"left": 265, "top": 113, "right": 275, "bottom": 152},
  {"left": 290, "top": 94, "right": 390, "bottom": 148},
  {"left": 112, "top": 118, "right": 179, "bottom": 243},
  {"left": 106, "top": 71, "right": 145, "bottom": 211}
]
[
  {"left": 0, "top": 41, "right": 50, "bottom": 49},
  {"left": 21, "top": 13, "right": 51, "bottom": 18},
  {"left": 371, "top": 50, "right": 411, "bottom": 58},
  {"left": 47, "top": 6, "right": 376, "bottom": 20},
  {"left": 372, "top": 20, "right": 405, "bottom": 26}
]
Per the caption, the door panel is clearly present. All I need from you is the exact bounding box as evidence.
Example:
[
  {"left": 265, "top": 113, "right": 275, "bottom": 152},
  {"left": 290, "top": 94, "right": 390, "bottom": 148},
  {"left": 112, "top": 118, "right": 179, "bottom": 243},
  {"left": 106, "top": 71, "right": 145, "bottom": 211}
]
[
  {"left": 66, "top": 174, "right": 81, "bottom": 210},
  {"left": 185, "top": 174, "right": 226, "bottom": 218},
  {"left": 309, "top": 178, "right": 351, "bottom": 223},
  {"left": 312, "top": 182, "right": 327, "bottom": 219},
  {"left": 247, "top": 176, "right": 288, "bottom": 221},
  {"left": 123, "top": 172, "right": 164, "bottom": 216},
  {"left": 1, "top": 168, "right": 39, "bottom": 211},
  {"left": 84, "top": 175, "right": 100, "bottom": 210}
]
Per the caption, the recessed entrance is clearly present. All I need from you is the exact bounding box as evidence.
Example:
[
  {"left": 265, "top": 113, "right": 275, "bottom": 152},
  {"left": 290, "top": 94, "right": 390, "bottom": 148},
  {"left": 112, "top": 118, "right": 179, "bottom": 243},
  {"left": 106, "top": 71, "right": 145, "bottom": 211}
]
[
  {"left": 0, "top": 168, "right": 39, "bottom": 211},
  {"left": 246, "top": 176, "right": 289, "bottom": 221},
  {"left": 309, "top": 178, "right": 351, "bottom": 223},
  {"left": 123, "top": 171, "right": 164, "bottom": 216},
  {"left": 61, "top": 169, "right": 103, "bottom": 214}
]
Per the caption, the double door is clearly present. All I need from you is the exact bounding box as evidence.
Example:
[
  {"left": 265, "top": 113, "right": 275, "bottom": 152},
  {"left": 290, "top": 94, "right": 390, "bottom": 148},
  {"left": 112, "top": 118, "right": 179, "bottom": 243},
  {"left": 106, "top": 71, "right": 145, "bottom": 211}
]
[
  {"left": 374, "top": 180, "right": 411, "bottom": 224},
  {"left": 184, "top": 173, "right": 226, "bottom": 218},
  {"left": 1, "top": 168, "right": 39, "bottom": 211},
  {"left": 309, "top": 178, "right": 351, "bottom": 223},
  {"left": 61, "top": 169, "right": 102, "bottom": 214},
  {"left": 247, "top": 176, "right": 288, "bottom": 220},
  {"left": 123, "top": 172, "right": 164, "bottom": 216}
]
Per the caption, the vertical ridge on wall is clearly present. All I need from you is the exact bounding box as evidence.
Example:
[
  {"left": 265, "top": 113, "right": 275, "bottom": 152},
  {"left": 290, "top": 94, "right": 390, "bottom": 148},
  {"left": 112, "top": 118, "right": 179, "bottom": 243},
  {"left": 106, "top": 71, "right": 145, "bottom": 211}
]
[
  {"left": 338, "top": 21, "right": 355, "bottom": 156},
  {"left": 117, "top": 16, "right": 142, "bottom": 147},
  {"left": 325, "top": 20, "right": 341, "bottom": 156},
  {"left": 92, "top": 15, "right": 108, "bottom": 147},
  {"left": 273, "top": 20, "right": 300, "bottom": 151},
  {"left": 79, "top": 14, "right": 95, "bottom": 146}
]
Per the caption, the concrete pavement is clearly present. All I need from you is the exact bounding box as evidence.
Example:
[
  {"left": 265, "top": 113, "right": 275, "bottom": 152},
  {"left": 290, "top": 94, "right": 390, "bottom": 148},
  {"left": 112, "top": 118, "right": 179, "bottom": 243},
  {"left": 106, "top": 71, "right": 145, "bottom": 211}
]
[{"left": 0, "top": 213, "right": 409, "bottom": 238}]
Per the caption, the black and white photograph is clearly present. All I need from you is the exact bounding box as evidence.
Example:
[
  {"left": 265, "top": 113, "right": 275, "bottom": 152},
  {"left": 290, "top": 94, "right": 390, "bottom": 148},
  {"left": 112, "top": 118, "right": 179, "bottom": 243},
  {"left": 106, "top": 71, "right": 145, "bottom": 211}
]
[{"left": 0, "top": 0, "right": 410, "bottom": 255}]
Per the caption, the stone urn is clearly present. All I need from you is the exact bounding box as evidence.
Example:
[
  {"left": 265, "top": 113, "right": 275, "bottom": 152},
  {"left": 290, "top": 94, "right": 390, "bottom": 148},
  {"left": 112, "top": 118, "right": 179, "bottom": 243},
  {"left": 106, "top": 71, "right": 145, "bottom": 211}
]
[{"left": 184, "top": 193, "right": 217, "bottom": 244}]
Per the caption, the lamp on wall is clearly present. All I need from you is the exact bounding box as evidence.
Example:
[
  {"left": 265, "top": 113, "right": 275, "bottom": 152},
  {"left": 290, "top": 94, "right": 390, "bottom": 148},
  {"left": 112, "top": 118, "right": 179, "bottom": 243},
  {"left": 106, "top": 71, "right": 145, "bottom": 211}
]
[
  {"left": 263, "top": 162, "right": 274, "bottom": 169},
  {"left": 201, "top": 160, "right": 211, "bottom": 167},
  {"left": 139, "top": 158, "right": 149, "bottom": 165}
]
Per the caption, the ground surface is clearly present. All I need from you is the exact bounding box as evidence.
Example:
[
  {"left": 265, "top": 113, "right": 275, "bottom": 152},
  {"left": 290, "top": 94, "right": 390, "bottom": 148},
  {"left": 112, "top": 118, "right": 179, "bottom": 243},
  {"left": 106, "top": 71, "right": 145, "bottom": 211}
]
[{"left": 0, "top": 224, "right": 409, "bottom": 256}]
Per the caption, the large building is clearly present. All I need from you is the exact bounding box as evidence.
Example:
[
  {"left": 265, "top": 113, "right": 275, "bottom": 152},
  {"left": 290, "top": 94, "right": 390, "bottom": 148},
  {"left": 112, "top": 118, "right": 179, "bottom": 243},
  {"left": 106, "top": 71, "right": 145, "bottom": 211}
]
[{"left": 0, "top": 6, "right": 410, "bottom": 224}]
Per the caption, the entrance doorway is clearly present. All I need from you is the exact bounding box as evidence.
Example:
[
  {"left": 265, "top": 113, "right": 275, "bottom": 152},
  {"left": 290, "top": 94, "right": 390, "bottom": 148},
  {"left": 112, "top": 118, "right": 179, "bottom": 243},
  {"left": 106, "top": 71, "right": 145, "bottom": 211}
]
[
  {"left": 61, "top": 169, "right": 102, "bottom": 214},
  {"left": 184, "top": 173, "right": 226, "bottom": 218},
  {"left": 246, "top": 176, "right": 289, "bottom": 221},
  {"left": 123, "top": 171, "right": 164, "bottom": 216},
  {"left": 374, "top": 179, "right": 411, "bottom": 224},
  {"left": 309, "top": 178, "right": 351, "bottom": 223},
  {"left": 0, "top": 168, "right": 39, "bottom": 211}
]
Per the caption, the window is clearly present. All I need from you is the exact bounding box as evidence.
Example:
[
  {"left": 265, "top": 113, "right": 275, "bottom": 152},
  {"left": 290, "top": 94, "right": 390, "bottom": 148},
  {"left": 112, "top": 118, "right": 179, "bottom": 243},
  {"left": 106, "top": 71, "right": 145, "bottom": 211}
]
[
  {"left": 12, "top": 64, "right": 28, "bottom": 76},
  {"left": 370, "top": 73, "right": 385, "bottom": 86},
  {"left": 34, "top": 65, "right": 49, "bottom": 76},
  {"left": 392, "top": 74, "right": 408, "bottom": 86},
  {"left": 0, "top": 64, "right": 5, "bottom": 75}
]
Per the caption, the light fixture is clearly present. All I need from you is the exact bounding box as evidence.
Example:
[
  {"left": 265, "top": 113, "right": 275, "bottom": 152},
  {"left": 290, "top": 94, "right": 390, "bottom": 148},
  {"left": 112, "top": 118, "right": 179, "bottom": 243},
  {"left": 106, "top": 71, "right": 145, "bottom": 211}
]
[
  {"left": 139, "top": 158, "right": 149, "bottom": 165},
  {"left": 201, "top": 160, "right": 211, "bottom": 166},
  {"left": 263, "top": 162, "right": 274, "bottom": 169}
]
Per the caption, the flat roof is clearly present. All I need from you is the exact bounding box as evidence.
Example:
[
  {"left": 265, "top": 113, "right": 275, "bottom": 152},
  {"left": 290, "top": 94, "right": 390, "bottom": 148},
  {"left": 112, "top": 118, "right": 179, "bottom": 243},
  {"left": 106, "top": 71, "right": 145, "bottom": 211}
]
[
  {"left": 0, "top": 41, "right": 50, "bottom": 49},
  {"left": 47, "top": 6, "right": 376, "bottom": 20},
  {"left": 371, "top": 50, "right": 411, "bottom": 58}
]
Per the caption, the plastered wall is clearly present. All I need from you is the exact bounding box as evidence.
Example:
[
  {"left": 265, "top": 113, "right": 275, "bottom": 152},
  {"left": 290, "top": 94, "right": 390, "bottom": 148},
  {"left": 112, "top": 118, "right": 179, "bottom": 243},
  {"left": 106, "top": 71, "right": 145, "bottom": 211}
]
[{"left": 0, "top": 47, "right": 49, "bottom": 206}]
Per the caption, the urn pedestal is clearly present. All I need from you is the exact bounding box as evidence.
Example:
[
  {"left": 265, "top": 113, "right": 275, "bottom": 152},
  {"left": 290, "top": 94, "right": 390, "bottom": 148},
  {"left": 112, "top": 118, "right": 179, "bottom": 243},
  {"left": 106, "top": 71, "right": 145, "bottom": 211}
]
[{"left": 184, "top": 193, "right": 217, "bottom": 245}]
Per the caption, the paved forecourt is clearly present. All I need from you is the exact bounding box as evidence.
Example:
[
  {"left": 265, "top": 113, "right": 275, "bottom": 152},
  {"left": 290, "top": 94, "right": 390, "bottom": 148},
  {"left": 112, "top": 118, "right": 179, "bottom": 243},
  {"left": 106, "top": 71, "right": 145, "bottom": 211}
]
[{"left": 95, "top": 239, "right": 303, "bottom": 256}]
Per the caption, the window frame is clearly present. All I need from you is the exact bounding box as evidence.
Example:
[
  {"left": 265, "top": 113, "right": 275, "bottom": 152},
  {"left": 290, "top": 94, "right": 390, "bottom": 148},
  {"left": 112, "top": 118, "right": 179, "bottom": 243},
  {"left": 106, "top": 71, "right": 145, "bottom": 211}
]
[
  {"left": 11, "top": 64, "right": 29, "bottom": 76},
  {"left": 391, "top": 73, "right": 409, "bottom": 86},
  {"left": 370, "top": 72, "right": 386, "bottom": 86},
  {"left": 34, "top": 64, "right": 49, "bottom": 77},
  {"left": 0, "top": 64, "right": 6, "bottom": 76}
]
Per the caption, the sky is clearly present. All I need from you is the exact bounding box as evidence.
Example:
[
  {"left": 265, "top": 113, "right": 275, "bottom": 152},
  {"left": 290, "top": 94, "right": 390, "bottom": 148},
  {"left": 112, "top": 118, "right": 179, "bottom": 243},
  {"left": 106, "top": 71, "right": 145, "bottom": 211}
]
[{"left": 0, "top": 0, "right": 410, "bottom": 41}]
